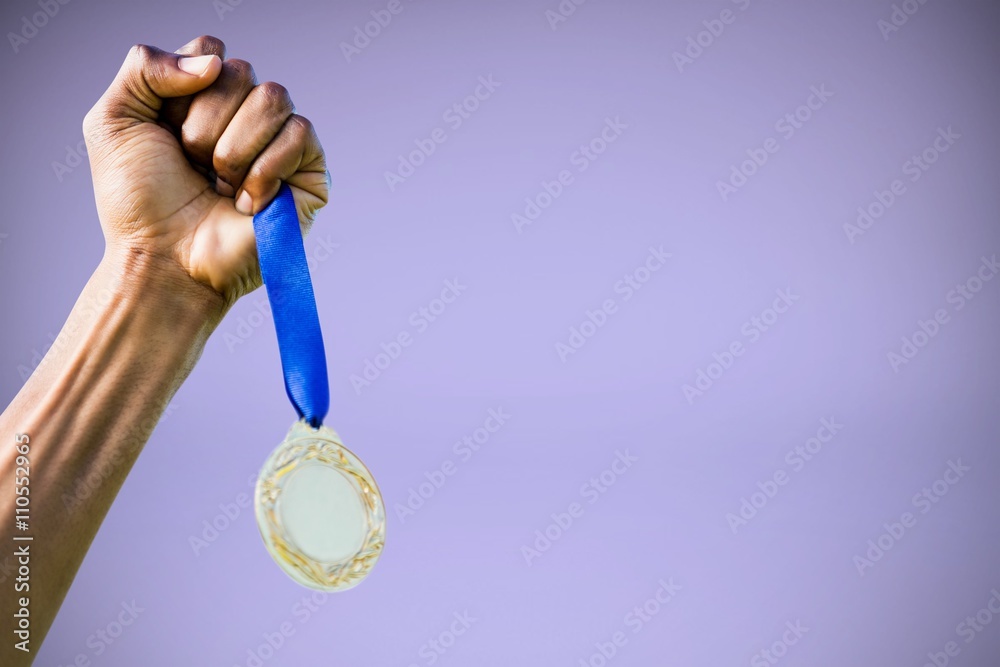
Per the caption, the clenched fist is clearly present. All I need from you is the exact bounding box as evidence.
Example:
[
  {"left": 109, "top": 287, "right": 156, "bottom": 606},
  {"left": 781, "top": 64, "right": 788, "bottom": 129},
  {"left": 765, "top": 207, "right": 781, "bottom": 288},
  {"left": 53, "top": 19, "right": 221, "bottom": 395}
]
[{"left": 84, "top": 35, "right": 329, "bottom": 310}]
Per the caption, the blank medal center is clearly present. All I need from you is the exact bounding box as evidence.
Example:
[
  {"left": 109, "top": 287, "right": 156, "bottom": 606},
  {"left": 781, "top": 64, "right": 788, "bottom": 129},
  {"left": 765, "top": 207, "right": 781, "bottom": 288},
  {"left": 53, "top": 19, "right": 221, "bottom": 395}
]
[{"left": 281, "top": 464, "right": 365, "bottom": 562}]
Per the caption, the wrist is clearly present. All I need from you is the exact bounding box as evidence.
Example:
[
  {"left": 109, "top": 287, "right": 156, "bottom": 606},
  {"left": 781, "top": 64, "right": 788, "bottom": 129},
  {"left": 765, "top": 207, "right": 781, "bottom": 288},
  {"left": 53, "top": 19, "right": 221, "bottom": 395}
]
[{"left": 98, "top": 245, "right": 230, "bottom": 334}]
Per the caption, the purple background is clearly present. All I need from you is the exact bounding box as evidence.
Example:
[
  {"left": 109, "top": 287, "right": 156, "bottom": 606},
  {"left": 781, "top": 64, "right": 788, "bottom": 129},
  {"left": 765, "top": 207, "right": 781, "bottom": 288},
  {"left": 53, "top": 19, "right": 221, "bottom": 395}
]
[{"left": 2, "top": 0, "right": 1000, "bottom": 665}]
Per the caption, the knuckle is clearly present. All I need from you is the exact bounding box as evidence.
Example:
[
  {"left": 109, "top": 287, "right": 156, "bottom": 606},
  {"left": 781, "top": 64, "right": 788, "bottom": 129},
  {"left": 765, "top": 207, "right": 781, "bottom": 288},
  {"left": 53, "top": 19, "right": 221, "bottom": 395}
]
[
  {"left": 181, "top": 124, "right": 214, "bottom": 161},
  {"left": 126, "top": 43, "right": 155, "bottom": 66},
  {"left": 212, "top": 143, "right": 244, "bottom": 176},
  {"left": 287, "top": 114, "right": 314, "bottom": 137},
  {"left": 224, "top": 58, "right": 256, "bottom": 85},
  {"left": 193, "top": 34, "right": 226, "bottom": 55},
  {"left": 255, "top": 81, "right": 293, "bottom": 114}
]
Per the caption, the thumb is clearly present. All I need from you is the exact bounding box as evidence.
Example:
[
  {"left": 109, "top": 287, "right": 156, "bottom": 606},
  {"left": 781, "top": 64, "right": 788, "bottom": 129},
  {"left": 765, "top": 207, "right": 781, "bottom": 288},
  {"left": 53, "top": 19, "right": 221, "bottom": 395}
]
[{"left": 93, "top": 44, "right": 222, "bottom": 123}]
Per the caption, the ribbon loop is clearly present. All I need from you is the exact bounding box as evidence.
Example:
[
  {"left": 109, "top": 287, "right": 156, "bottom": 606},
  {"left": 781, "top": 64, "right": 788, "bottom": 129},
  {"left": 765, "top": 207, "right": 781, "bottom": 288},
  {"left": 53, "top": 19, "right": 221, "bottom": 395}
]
[{"left": 252, "top": 183, "right": 329, "bottom": 428}]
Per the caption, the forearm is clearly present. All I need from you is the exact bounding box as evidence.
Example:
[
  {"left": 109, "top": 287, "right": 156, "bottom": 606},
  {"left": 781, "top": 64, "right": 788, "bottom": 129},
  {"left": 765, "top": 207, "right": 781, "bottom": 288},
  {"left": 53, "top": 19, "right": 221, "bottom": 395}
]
[{"left": 0, "top": 249, "right": 223, "bottom": 662}]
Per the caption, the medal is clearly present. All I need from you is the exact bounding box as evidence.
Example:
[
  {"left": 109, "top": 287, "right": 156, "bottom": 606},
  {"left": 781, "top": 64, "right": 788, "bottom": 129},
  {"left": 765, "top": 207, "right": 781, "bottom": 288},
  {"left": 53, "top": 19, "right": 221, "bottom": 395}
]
[{"left": 250, "top": 184, "right": 385, "bottom": 591}]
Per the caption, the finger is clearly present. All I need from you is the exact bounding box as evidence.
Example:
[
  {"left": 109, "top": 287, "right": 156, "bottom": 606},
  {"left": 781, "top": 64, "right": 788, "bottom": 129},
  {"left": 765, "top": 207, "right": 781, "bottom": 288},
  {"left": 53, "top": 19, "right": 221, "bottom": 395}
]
[
  {"left": 234, "top": 114, "right": 329, "bottom": 224},
  {"left": 87, "top": 44, "right": 222, "bottom": 128},
  {"left": 213, "top": 82, "right": 295, "bottom": 198},
  {"left": 180, "top": 58, "right": 257, "bottom": 173},
  {"left": 176, "top": 34, "right": 227, "bottom": 59},
  {"left": 161, "top": 35, "right": 228, "bottom": 133}
]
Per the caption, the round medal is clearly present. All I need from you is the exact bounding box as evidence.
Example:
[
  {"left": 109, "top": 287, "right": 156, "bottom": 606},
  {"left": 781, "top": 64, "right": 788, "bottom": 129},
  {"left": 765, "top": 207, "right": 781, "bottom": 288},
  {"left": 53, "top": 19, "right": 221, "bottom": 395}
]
[{"left": 255, "top": 421, "right": 385, "bottom": 591}]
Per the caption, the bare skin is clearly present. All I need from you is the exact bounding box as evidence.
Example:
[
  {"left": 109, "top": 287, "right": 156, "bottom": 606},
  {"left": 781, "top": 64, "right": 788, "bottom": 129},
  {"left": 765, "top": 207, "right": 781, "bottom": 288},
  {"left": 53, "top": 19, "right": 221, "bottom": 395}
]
[{"left": 0, "top": 35, "right": 329, "bottom": 664}]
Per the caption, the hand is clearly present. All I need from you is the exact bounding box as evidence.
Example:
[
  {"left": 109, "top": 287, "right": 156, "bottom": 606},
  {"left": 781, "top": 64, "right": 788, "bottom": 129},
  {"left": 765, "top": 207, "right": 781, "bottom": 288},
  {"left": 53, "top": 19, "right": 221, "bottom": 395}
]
[{"left": 83, "top": 35, "right": 329, "bottom": 311}]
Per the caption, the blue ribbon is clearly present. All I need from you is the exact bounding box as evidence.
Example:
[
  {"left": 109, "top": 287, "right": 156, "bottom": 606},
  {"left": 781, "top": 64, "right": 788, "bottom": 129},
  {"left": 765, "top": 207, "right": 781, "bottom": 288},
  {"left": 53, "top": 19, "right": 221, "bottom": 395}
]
[{"left": 252, "top": 183, "right": 329, "bottom": 428}]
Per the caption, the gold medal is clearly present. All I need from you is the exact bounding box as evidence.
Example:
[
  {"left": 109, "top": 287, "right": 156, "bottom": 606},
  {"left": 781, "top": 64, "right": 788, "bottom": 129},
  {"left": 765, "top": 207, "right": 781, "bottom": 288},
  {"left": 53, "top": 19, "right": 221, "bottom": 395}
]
[{"left": 255, "top": 421, "right": 385, "bottom": 591}]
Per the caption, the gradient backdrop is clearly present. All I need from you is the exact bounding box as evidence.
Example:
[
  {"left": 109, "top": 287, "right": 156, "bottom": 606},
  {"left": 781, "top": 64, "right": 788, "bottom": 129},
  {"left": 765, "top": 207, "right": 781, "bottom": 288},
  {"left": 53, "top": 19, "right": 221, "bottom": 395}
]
[{"left": 2, "top": 0, "right": 1000, "bottom": 665}]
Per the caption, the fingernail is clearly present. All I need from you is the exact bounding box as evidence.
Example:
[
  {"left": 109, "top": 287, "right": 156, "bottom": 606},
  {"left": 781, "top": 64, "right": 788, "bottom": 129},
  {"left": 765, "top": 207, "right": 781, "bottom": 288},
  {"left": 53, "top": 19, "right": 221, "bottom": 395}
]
[
  {"left": 178, "top": 55, "right": 215, "bottom": 75},
  {"left": 235, "top": 190, "right": 252, "bottom": 215},
  {"left": 215, "top": 177, "right": 234, "bottom": 198}
]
